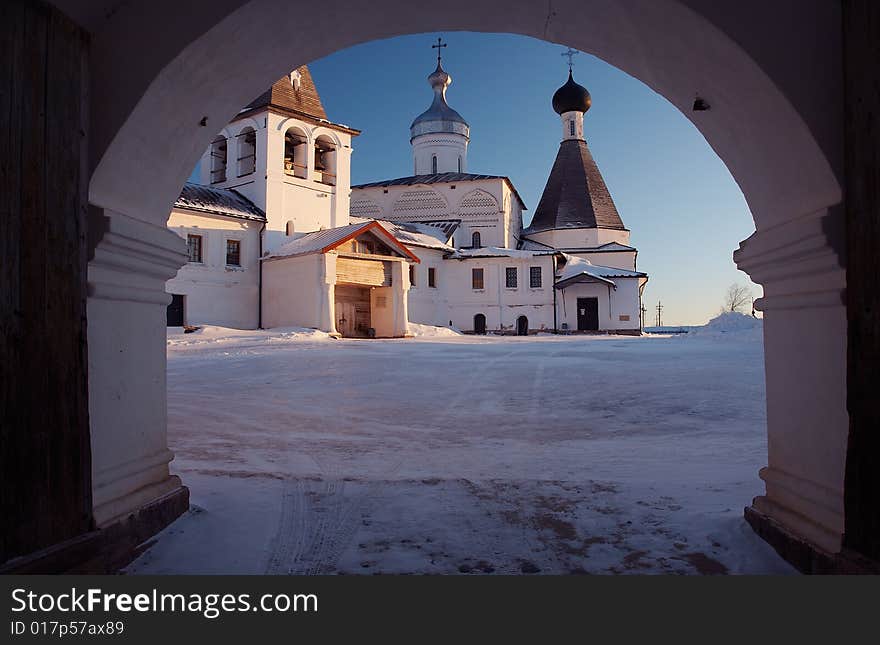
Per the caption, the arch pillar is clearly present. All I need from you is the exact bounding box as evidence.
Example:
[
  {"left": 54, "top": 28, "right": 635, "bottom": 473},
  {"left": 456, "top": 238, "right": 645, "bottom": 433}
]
[
  {"left": 735, "top": 208, "right": 848, "bottom": 558},
  {"left": 87, "top": 209, "right": 190, "bottom": 527}
]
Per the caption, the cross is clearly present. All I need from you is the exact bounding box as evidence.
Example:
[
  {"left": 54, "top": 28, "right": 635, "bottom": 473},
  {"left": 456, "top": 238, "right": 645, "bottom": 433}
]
[
  {"left": 561, "top": 47, "right": 579, "bottom": 71},
  {"left": 432, "top": 36, "right": 447, "bottom": 64}
]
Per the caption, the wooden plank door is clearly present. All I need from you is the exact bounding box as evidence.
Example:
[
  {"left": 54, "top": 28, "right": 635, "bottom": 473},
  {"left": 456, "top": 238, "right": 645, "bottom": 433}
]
[
  {"left": 0, "top": 0, "right": 92, "bottom": 564},
  {"left": 577, "top": 298, "right": 599, "bottom": 331}
]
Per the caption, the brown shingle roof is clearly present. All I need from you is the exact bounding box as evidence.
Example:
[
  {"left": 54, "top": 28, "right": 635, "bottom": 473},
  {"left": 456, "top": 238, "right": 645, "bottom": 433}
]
[
  {"left": 524, "top": 139, "right": 626, "bottom": 233},
  {"left": 244, "top": 65, "right": 328, "bottom": 121}
]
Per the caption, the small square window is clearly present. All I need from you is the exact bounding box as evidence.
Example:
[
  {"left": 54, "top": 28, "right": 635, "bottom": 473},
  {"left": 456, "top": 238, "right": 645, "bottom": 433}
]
[
  {"left": 472, "top": 268, "right": 484, "bottom": 290},
  {"left": 505, "top": 267, "right": 517, "bottom": 288},
  {"left": 226, "top": 239, "right": 241, "bottom": 266},
  {"left": 428, "top": 267, "right": 436, "bottom": 288},
  {"left": 530, "top": 266, "right": 543, "bottom": 288},
  {"left": 187, "top": 234, "right": 202, "bottom": 263}
]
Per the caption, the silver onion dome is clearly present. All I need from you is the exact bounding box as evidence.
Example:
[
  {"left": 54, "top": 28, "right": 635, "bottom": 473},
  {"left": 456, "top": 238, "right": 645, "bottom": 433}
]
[{"left": 410, "top": 61, "right": 470, "bottom": 140}]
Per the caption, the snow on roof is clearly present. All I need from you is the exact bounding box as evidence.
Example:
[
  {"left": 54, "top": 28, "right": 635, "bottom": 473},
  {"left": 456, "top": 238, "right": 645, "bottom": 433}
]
[
  {"left": 175, "top": 182, "right": 266, "bottom": 221},
  {"left": 450, "top": 246, "right": 555, "bottom": 259},
  {"left": 350, "top": 217, "right": 456, "bottom": 251},
  {"left": 263, "top": 221, "right": 420, "bottom": 262},
  {"left": 554, "top": 253, "right": 646, "bottom": 288},
  {"left": 519, "top": 237, "right": 635, "bottom": 253}
]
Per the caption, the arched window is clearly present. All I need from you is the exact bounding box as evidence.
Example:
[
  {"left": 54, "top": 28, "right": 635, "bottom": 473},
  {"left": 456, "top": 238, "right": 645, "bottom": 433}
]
[
  {"left": 471, "top": 231, "right": 481, "bottom": 248},
  {"left": 209, "top": 135, "right": 227, "bottom": 184},
  {"left": 314, "top": 135, "right": 337, "bottom": 185},
  {"left": 569, "top": 120, "right": 575, "bottom": 137},
  {"left": 285, "top": 220, "right": 295, "bottom": 236},
  {"left": 237, "top": 127, "right": 256, "bottom": 176},
  {"left": 431, "top": 154, "right": 437, "bottom": 174},
  {"left": 283, "top": 128, "right": 308, "bottom": 179},
  {"left": 457, "top": 156, "right": 462, "bottom": 172}
]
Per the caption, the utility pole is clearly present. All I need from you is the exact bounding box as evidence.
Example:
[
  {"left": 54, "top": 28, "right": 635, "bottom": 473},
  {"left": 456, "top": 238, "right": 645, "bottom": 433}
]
[{"left": 655, "top": 301, "right": 663, "bottom": 328}]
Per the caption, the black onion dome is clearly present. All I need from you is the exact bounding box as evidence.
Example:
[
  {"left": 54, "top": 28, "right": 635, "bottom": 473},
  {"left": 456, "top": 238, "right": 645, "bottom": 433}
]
[{"left": 552, "top": 71, "right": 591, "bottom": 114}]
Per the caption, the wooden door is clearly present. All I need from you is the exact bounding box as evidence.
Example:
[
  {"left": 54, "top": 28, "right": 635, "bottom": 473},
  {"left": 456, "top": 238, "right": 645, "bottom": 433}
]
[
  {"left": 577, "top": 298, "right": 599, "bottom": 331},
  {"left": 474, "top": 314, "right": 487, "bottom": 334},
  {"left": 1, "top": 0, "right": 92, "bottom": 563},
  {"left": 517, "top": 316, "right": 528, "bottom": 336}
]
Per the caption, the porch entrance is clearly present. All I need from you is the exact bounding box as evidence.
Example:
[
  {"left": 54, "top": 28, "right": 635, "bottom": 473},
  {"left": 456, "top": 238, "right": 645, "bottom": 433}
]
[
  {"left": 335, "top": 285, "right": 372, "bottom": 338},
  {"left": 577, "top": 297, "right": 599, "bottom": 331}
]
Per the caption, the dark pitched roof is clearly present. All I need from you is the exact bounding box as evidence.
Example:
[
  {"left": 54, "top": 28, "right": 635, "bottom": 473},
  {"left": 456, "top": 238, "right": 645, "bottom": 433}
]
[
  {"left": 523, "top": 139, "right": 626, "bottom": 234},
  {"left": 352, "top": 173, "right": 527, "bottom": 209},
  {"left": 175, "top": 182, "right": 265, "bottom": 221},
  {"left": 244, "top": 65, "right": 328, "bottom": 120}
]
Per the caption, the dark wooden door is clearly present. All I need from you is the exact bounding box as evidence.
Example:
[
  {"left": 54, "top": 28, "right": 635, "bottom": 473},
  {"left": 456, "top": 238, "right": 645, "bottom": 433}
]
[
  {"left": 517, "top": 316, "right": 528, "bottom": 336},
  {"left": 474, "top": 313, "right": 487, "bottom": 334},
  {"left": 166, "top": 294, "right": 184, "bottom": 326},
  {"left": 577, "top": 298, "right": 599, "bottom": 331},
  {"left": 1, "top": 0, "right": 93, "bottom": 564}
]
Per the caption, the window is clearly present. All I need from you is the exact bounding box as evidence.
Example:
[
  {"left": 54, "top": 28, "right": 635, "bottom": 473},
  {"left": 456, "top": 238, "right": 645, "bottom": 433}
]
[
  {"left": 409, "top": 264, "right": 416, "bottom": 287},
  {"left": 187, "top": 234, "right": 203, "bottom": 263},
  {"left": 225, "top": 239, "right": 241, "bottom": 266},
  {"left": 431, "top": 154, "right": 438, "bottom": 174},
  {"left": 472, "top": 268, "right": 484, "bottom": 290},
  {"left": 530, "top": 266, "right": 542, "bottom": 288},
  {"left": 428, "top": 267, "right": 436, "bottom": 288},
  {"left": 237, "top": 127, "right": 256, "bottom": 176},
  {"left": 505, "top": 267, "right": 518, "bottom": 288},
  {"left": 283, "top": 129, "right": 308, "bottom": 179},
  {"left": 471, "top": 231, "right": 481, "bottom": 248},
  {"left": 209, "top": 136, "right": 227, "bottom": 184},
  {"left": 285, "top": 220, "right": 295, "bottom": 236},
  {"left": 569, "top": 120, "right": 575, "bottom": 136},
  {"left": 457, "top": 156, "right": 462, "bottom": 172}
]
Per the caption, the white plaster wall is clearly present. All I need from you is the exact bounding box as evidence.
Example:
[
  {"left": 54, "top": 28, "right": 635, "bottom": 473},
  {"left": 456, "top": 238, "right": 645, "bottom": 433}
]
[
  {"left": 165, "top": 208, "right": 262, "bottom": 329},
  {"left": 412, "top": 132, "right": 468, "bottom": 175},
  {"left": 351, "top": 178, "right": 522, "bottom": 250},
  {"left": 406, "top": 247, "right": 449, "bottom": 326},
  {"left": 261, "top": 253, "right": 324, "bottom": 329},
  {"left": 525, "top": 227, "right": 631, "bottom": 249},
  {"left": 444, "top": 255, "right": 556, "bottom": 333}
]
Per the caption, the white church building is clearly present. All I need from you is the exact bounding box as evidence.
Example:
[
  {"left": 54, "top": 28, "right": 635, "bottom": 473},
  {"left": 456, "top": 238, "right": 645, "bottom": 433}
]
[{"left": 166, "top": 50, "right": 648, "bottom": 337}]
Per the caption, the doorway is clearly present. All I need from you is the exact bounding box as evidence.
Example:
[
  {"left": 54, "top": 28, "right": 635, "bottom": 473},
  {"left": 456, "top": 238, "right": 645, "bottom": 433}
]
[
  {"left": 167, "top": 294, "right": 185, "bottom": 327},
  {"left": 576, "top": 297, "right": 599, "bottom": 331},
  {"left": 335, "top": 285, "right": 372, "bottom": 337},
  {"left": 516, "top": 316, "right": 528, "bottom": 336},
  {"left": 473, "top": 313, "right": 487, "bottom": 335}
]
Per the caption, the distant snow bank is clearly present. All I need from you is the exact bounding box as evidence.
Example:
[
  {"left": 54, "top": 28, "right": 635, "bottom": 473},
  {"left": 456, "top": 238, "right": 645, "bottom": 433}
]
[
  {"left": 167, "top": 325, "right": 332, "bottom": 349},
  {"left": 407, "top": 322, "right": 462, "bottom": 338},
  {"left": 688, "top": 312, "right": 763, "bottom": 339}
]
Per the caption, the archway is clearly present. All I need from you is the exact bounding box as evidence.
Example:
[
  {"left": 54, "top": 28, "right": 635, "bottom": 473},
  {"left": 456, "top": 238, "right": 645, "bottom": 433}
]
[
  {"left": 516, "top": 316, "right": 528, "bottom": 336},
  {"left": 473, "top": 314, "right": 487, "bottom": 335},
  {"left": 6, "top": 0, "right": 864, "bottom": 573}
]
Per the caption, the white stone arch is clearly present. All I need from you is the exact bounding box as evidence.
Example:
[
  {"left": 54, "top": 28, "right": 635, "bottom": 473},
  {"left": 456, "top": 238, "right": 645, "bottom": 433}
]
[
  {"left": 275, "top": 117, "right": 313, "bottom": 142},
  {"left": 281, "top": 123, "right": 310, "bottom": 178},
  {"left": 309, "top": 126, "right": 343, "bottom": 149},
  {"left": 74, "top": 0, "right": 853, "bottom": 567}
]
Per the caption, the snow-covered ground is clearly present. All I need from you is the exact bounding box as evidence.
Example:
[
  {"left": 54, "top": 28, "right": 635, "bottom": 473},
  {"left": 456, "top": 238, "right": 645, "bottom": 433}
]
[{"left": 128, "top": 316, "right": 793, "bottom": 575}]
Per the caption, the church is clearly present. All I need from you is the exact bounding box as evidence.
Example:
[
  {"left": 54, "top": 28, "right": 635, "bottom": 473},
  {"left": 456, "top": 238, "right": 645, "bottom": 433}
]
[{"left": 165, "top": 47, "right": 648, "bottom": 336}]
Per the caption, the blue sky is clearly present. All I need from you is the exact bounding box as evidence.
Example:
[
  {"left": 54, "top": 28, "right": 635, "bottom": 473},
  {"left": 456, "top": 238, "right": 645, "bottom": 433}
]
[{"left": 198, "top": 32, "right": 759, "bottom": 325}]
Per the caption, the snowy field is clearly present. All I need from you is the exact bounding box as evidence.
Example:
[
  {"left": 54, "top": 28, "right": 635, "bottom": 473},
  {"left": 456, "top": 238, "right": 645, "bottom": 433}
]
[{"left": 128, "top": 316, "right": 793, "bottom": 575}]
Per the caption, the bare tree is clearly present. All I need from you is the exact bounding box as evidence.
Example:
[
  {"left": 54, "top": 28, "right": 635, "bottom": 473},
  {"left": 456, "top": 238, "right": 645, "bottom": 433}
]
[{"left": 723, "top": 283, "right": 753, "bottom": 313}]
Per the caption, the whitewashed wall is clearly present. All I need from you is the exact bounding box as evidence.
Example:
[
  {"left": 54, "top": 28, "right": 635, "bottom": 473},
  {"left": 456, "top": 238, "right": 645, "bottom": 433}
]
[
  {"left": 261, "top": 253, "right": 327, "bottom": 329},
  {"left": 166, "top": 208, "right": 262, "bottom": 329},
  {"left": 525, "top": 227, "right": 631, "bottom": 250}
]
